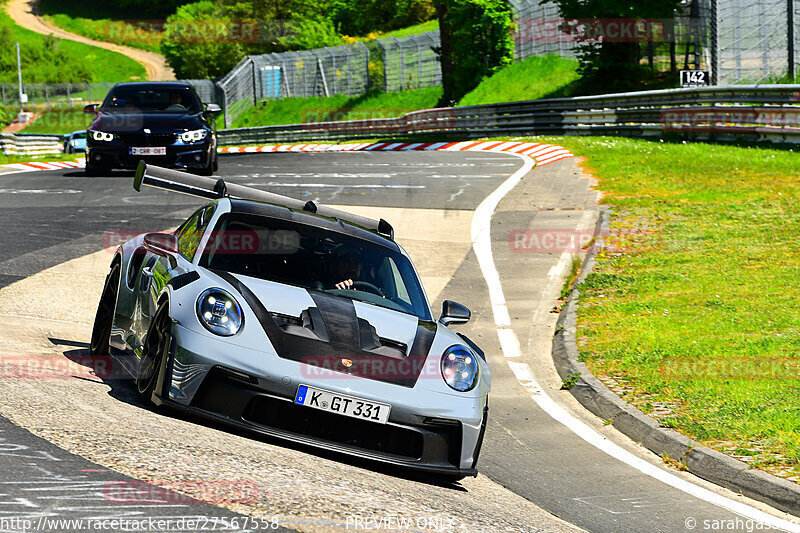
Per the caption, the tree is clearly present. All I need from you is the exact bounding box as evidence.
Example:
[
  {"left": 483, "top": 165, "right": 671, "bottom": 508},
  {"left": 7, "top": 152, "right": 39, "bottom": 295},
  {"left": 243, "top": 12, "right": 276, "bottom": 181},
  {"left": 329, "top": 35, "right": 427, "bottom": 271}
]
[
  {"left": 550, "top": 0, "right": 684, "bottom": 92},
  {"left": 434, "top": 0, "right": 514, "bottom": 106},
  {"left": 329, "top": 0, "right": 436, "bottom": 37},
  {"left": 221, "top": 0, "right": 341, "bottom": 53},
  {"left": 161, "top": 1, "right": 244, "bottom": 79}
]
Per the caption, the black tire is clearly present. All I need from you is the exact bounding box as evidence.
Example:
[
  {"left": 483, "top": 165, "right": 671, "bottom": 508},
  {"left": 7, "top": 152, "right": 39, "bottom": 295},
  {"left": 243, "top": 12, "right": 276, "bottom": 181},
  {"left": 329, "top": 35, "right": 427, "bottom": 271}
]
[
  {"left": 136, "top": 302, "right": 172, "bottom": 403},
  {"left": 212, "top": 152, "right": 219, "bottom": 172},
  {"left": 197, "top": 155, "right": 214, "bottom": 176},
  {"left": 84, "top": 163, "right": 104, "bottom": 177},
  {"left": 90, "top": 263, "right": 120, "bottom": 356}
]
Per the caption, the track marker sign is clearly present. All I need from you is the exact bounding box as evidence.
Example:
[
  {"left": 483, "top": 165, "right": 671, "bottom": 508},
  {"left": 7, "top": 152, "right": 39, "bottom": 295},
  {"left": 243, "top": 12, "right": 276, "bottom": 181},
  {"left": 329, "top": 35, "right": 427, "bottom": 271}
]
[{"left": 680, "top": 70, "right": 709, "bottom": 87}]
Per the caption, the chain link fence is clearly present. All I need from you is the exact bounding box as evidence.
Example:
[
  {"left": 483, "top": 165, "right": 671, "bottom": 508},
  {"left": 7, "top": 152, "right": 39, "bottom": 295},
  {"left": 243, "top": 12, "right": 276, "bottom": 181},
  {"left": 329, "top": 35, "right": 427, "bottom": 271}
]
[
  {"left": 713, "top": 0, "right": 797, "bottom": 84},
  {"left": 0, "top": 82, "right": 115, "bottom": 109},
  {"left": 510, "top": 0, "right": 577, "bottom": 61},
  {"left": 376, "top": 32, "right": 442, "bottom": 92},
  {"left": 216, "top": 43, "right": 371, "bottom": 127}
]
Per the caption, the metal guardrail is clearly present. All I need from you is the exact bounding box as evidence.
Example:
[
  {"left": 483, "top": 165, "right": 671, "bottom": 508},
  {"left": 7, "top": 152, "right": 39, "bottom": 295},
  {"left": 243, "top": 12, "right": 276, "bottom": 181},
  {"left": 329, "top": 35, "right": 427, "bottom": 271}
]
[
  {"left": 216, "top": 85, "right": 800, "bottom": 146},
  {"left": 0, "top": 133, "right": 63, "bottom": 156},
  {"left": 5, "top": 85, "right": 798, "bottom": 157}
]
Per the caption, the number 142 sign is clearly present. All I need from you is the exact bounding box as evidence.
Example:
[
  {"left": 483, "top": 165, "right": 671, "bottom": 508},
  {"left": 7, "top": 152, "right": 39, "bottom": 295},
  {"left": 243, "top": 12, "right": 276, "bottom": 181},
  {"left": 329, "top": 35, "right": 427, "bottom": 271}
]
[{"left": 680, "top": 70, "right": 709, "bottom": 87}]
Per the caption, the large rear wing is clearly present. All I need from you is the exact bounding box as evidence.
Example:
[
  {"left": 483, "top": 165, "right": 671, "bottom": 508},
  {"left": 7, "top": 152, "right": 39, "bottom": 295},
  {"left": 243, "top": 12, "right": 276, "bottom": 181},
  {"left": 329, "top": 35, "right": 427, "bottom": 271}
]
[{"left": 134, "top": 161, "right": 394, "bottom": 239}]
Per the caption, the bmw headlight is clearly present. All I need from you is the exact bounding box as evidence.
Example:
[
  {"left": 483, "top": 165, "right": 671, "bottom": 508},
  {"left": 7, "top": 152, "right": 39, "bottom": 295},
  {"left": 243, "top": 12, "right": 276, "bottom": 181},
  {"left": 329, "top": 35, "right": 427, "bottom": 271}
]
[
  {"left": 196, "top": 288, "right": 243, "bottom": 336},
  {"left": 180, "top": 129, "right": 208, "bottom": 143},
  {"left": 91, "top": 131, "right": 114, "bottom": 142},
  {"left": 441, "top": 345, "right": 479, "bottom": 392}
]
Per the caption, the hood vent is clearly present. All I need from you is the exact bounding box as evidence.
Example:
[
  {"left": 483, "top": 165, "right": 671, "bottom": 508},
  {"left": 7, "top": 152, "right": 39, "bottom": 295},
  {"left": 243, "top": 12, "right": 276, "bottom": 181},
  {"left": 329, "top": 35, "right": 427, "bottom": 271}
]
[{"left": 213, "top": 270, "right": 436, "bottom": 387}]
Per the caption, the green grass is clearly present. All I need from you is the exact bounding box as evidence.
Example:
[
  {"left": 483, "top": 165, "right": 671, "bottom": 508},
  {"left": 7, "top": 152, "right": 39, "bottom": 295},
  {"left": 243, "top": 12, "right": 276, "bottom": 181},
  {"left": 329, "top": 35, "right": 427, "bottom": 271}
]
[
  {"left": 343, "top": 20, "right": 439, "bottom": 43},
  {"left": 0, "top": 152, "right": 80, "bottom": 165},
  {"left": 459, "top": 55, "right": 580, "bottom": 106},
  {"left": 0, "top": 4, "right": 146, "bottom": 82},
  {"left": 21, "top": 107, "right": 90, "bottom": 133},
  {"left": 378, "top": 20, "right": 439, "bottom": 39},
  {"left": 531, "top": 136, "right": 800, "bottom": 481},
  {"left": 231, "top": 87, "right": 443, "bottom": 128},
  {"left": 38, "top": 0, "right": 163, "bottom": 54},
  {"left": 41, "top": 13, "right": 161, "bottom": 54}
]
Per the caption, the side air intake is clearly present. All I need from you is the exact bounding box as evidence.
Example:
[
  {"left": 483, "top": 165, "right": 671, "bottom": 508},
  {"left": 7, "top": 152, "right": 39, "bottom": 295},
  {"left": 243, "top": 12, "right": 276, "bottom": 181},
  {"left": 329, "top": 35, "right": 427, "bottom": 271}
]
[{"left": 134, "top": 161, "right": 394, "bottom": 239}]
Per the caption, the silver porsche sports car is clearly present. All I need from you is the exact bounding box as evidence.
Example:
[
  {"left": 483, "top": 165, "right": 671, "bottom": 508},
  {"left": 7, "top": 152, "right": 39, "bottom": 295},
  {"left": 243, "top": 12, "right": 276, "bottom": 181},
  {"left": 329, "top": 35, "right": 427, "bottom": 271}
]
[{"left": 90, "top": 163, "right": 490, "bottom": 479}]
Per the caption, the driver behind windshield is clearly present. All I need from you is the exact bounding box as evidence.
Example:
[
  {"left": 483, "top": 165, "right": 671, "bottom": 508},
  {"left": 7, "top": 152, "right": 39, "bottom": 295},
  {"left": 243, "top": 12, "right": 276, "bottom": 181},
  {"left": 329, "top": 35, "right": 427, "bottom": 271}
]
[
  {"left": 329, "top": 244, "right": 366, "bottom": 290},
  {"left": 165, "top": 92, "right": 186, "bottom": 112}
]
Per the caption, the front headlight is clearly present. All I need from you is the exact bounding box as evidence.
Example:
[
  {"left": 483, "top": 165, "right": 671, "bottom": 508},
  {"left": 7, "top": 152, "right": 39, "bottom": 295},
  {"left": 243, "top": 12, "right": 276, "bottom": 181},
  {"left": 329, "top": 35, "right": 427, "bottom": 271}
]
[
  {"left": 196, "top": 288, "right": 243, "bottom": 336},
  {"left": 180, "top": 129, "right": 208, "bottom": 143},
  {"left": 91, "top": 131, "right": 114, "bottom": 142},
  {"left": 441, "top": 345, "right": 479, "bottom": 392}
]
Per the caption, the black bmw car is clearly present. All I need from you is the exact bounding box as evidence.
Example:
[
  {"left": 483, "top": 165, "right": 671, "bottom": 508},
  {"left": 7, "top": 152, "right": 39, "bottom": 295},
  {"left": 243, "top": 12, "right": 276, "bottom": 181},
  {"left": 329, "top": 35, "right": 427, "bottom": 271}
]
[{"left": 84, "top": 82, "right": 220, "bottom": 176}]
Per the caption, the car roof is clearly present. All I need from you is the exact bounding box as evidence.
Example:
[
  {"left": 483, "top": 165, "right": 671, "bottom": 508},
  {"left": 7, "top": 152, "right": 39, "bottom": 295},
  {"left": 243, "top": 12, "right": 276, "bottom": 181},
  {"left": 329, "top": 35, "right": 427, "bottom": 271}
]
[
  {"left": 111, "top": 82, "right": 194, "bottom": 90},
  {"left": 227, "top": 199, "right": 400, "bottom": 252}
]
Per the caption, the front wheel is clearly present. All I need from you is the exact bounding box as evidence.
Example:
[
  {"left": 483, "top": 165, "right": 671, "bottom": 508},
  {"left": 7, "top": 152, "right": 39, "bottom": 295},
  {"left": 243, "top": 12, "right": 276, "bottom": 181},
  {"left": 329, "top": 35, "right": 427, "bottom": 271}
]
[
  {"left": 197, "top": 153, "right": 215, "bottom": 176},
  {"left": 84, "top": 162, "right": 104, "bottom": 177},
  {"left": 136, "top": 303, "right": 172, "bottom": 403},
  {"left": 90, "top": 263, "right": 120, "bottom": 356}
]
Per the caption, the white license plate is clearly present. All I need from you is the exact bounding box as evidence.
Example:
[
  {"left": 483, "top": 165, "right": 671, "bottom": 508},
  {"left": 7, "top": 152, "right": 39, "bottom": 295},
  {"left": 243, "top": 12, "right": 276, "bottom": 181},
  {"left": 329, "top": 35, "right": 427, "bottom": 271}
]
[
  {"left": 130, "top": 147, "right": 166, "bottom": 156},
  {"left": 294, "top": 385, "right": 390, "bottom": 424}
]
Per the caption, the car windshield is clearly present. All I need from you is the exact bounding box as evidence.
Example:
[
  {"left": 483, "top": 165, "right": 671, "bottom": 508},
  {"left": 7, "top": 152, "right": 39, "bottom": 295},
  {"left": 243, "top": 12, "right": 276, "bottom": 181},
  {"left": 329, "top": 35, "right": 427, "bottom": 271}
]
[
  {"left": 199, "top": 213, "right": 432, "bottom": 321},
  {"left": 73, "top": 132, "right": 86, "bottom": 139},
  {"left": 100, "top": 86, "right": 202, "bottom": 114}
]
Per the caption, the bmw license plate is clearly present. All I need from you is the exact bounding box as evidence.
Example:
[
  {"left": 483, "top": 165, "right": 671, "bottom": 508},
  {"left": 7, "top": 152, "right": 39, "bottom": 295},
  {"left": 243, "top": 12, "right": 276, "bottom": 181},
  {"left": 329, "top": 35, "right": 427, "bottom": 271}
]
[
  {"left": 130, "top": 147, "right": 166, "bottom": 156},
  {"left": 294, "top": 385, "right": 390, "bottom": 424}
]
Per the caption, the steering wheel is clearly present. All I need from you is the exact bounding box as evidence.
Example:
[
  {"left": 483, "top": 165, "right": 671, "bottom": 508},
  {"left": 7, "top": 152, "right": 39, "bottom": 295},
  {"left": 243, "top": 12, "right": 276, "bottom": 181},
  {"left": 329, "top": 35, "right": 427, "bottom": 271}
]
[{"left": 352, "top": 281, "right": 384, "bottom": 296}]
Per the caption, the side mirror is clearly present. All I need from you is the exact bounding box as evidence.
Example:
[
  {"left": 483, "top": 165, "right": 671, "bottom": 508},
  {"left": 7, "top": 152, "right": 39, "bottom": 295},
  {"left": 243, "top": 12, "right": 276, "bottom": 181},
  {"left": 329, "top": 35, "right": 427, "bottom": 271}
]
[
  {"left": 83, "top": 103, "right": 99, "bottom": 115},
  {"left": 143, "top": 233, "right": 178, "bottom": 261},
  {"left": 205, "top": 103, "right": 222, "bottom": 114},
  {"left": 439, "top": 300, "right": 470, "bottom": 326}
]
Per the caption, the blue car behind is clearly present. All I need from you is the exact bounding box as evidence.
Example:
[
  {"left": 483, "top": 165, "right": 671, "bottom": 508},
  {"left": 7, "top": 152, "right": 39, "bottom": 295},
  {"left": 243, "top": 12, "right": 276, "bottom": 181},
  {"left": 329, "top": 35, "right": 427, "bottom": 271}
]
[{"left": 63, "top": 130, "right": 86, "bottom": 154}]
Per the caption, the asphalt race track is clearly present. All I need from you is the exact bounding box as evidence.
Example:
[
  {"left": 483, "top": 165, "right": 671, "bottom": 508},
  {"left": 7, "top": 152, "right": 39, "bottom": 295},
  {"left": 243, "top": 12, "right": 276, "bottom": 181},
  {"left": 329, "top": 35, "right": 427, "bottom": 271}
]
[{"left": 0, "top": 151, "right": 796, "bottom": 533}]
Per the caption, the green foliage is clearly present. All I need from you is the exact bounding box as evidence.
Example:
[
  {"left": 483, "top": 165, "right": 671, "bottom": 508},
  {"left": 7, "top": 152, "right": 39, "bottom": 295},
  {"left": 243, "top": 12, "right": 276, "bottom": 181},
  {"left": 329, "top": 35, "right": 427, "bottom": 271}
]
[
  {"left": 550, "top": 0, "right": 684, "bottom": 92},
  {"left": 560, "top": 372, "right": 581, "bottom": 390},
  {"left": 273, "top": 18, "right": 341, "bottom": 52},
  {"left": 0, "top": 9, "right": 144, "bottom": 82},
  {"left": 459, "top": 54, "right": 579, "bottom": 105},
  {"left": 434, "top": 0, "right": 514, "bottom": 105},
  {"left": 330, "top": 0, "right": 436, "bottom": 37},
  {"left": 221, "top": 0, "right": 341, "bottom": 54},
  {"left": 160, "top": 1, "right": 244, "bottom": 79},
  {"left": 0, "top": 104, "right": 10, "bottom": 127}
]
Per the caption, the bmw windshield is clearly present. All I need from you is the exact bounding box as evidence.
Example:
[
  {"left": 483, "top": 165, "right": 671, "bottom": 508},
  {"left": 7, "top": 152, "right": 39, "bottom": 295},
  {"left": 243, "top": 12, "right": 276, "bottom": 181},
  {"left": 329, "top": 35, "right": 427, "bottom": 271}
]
[{"left": 100, "top": 86, "right": 203, "bottom": 114}]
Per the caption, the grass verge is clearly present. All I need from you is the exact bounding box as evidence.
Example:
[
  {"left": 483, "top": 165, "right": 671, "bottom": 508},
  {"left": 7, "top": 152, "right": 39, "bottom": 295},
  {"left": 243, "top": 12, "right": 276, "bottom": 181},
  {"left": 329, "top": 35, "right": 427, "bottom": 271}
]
[
  {"left": 231, "top": 87, "right": 443, "bottom": 128},
  {"left": 459, "top": 55, "right": 580, "bottom": 105},
  {"left": 531, "top": 136, "right": 800, "bottom": 482},
  {"left": 0, "top": 152, "right": 80, "bottom": 165}
]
